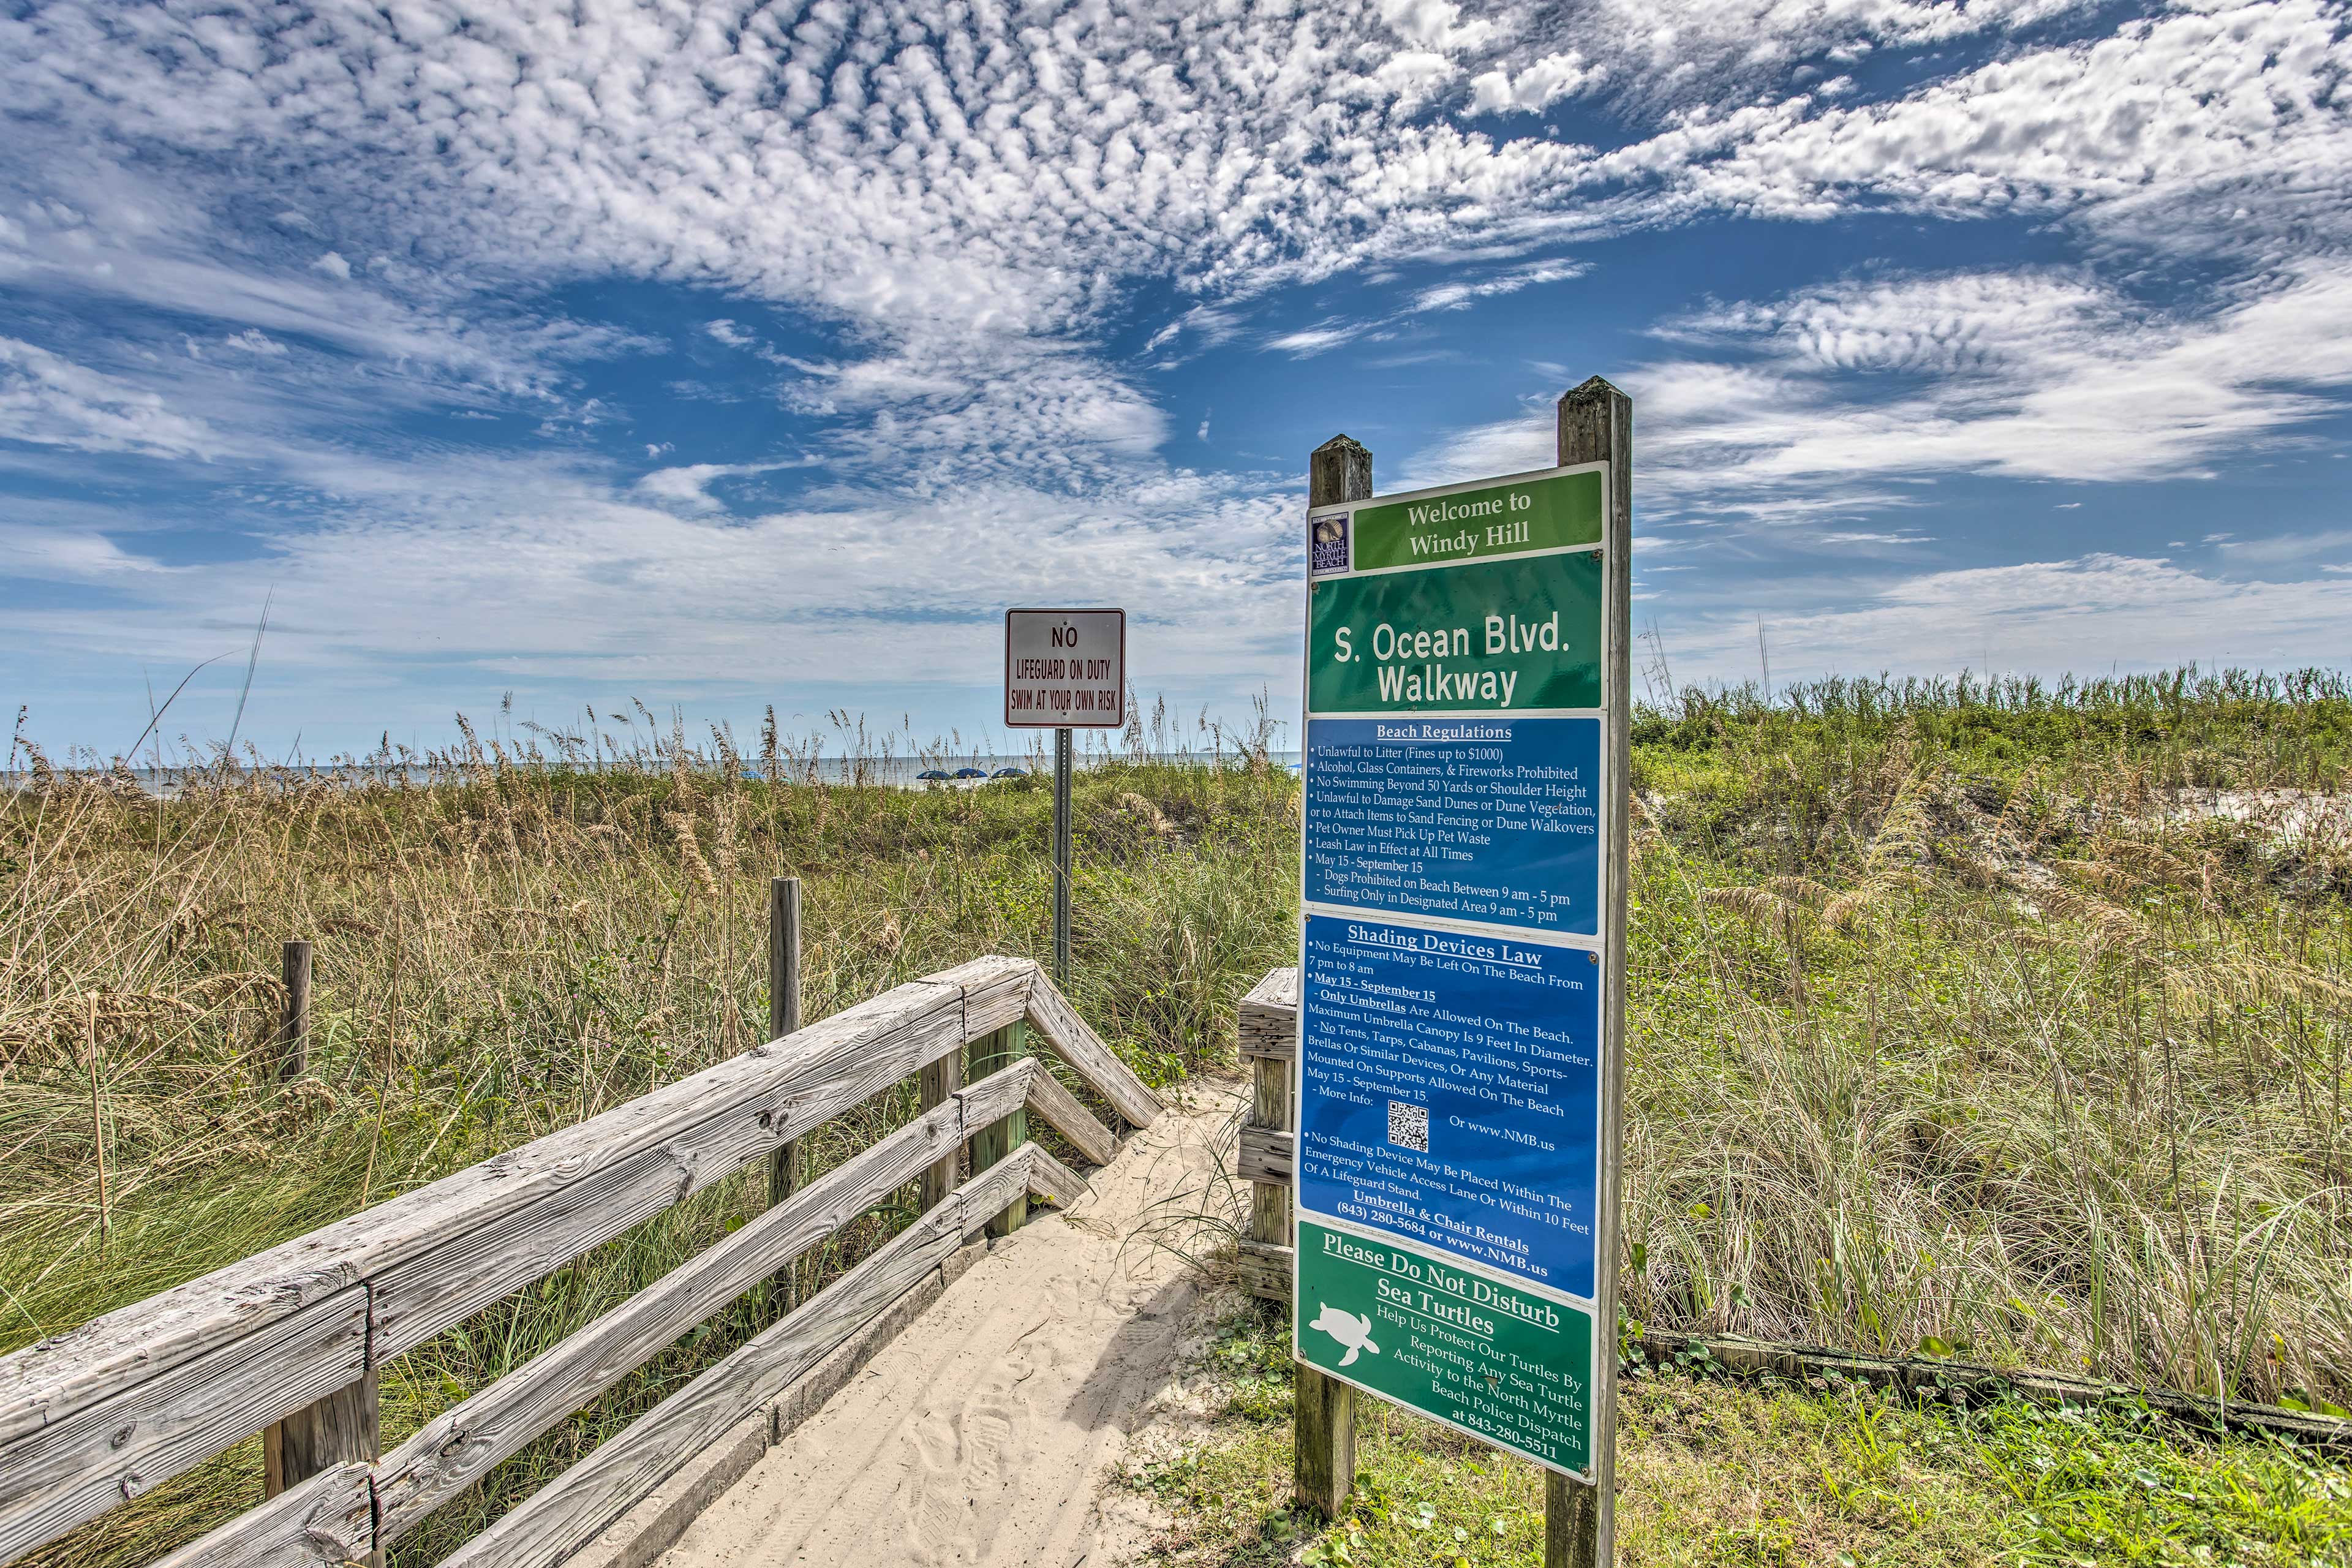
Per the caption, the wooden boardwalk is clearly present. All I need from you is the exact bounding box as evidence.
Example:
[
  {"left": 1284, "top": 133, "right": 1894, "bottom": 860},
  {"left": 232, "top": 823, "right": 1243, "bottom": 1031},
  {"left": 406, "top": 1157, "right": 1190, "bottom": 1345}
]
[
  {"left": 0, "top": 956, "right": 1169, "bottom": 1568},
  {"left": 633, "top": 1087, "right": 1237, "bottom": 1568}
]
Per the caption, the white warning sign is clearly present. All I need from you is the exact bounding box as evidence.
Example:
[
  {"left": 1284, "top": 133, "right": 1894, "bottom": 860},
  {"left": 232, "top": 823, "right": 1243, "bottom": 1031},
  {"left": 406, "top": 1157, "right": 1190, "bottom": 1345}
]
[{"left": 1004, "top": 608, "right": 1126, "bottom": 728}]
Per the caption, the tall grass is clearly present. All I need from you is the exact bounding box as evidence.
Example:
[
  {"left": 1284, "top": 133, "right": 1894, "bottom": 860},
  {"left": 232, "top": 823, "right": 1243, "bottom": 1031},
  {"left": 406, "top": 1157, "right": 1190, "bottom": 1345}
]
[
  {"left": 1621, "top": 668, "right": 2352, "bottom": 1414},
  {"left": 0, "top": 714, "right": 1295, "bottom": 1566},
  {"left": 3, "top": 666, "right": 2349, "bottom": 1562}
]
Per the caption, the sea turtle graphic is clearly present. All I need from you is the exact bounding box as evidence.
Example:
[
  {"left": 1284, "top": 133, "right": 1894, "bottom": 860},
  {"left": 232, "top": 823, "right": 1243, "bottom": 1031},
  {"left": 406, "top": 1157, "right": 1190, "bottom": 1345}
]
[{"left": 1308, "top": 1304, "right": 1381, "bottom": 1366}]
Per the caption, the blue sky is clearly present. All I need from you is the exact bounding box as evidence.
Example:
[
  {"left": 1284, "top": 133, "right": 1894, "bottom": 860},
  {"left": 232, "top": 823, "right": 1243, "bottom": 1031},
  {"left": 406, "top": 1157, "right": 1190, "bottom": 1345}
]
[{"left": 4, "top": 0, "right": 2351, "bottom": 761}]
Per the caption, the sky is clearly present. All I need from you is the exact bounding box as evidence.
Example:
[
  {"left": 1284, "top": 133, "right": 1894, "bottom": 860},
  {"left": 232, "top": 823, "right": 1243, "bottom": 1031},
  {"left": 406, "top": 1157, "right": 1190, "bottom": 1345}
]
[{"left": 4, "top": 0, "right": 2352, "bottom": 761}]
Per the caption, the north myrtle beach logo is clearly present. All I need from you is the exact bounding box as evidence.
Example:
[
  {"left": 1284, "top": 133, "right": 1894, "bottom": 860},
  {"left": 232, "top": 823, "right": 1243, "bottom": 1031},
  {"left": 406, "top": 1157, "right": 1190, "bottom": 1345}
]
[{"left": 1311, "top": 512, "right": 1350, "bottom": 575}]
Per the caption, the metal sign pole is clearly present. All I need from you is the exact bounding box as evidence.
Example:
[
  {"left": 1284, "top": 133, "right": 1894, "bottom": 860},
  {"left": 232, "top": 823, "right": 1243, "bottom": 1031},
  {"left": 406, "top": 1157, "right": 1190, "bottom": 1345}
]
[{"left": 1053, "top": 725, "right": 1072, "bottom": 987}]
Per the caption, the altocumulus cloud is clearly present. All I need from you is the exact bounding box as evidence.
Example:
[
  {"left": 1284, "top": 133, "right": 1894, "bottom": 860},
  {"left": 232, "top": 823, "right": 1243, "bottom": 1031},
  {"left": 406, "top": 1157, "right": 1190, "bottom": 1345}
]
[{"left": 1, "top": 0, "right": 2350, "bottom": 746}]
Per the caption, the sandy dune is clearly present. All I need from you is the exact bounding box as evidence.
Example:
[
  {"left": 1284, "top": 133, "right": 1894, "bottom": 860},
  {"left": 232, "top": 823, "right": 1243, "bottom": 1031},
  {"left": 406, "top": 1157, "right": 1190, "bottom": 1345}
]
[{"left": 655, "top": 1084, "right": 1239, "bottom": 1568}]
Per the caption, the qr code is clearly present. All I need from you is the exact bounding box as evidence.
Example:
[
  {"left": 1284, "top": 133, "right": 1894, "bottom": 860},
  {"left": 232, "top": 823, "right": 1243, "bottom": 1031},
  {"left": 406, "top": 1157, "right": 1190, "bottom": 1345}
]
[{"left": 1386, "top": 1099, "right": 1429, "bottom": 1152}]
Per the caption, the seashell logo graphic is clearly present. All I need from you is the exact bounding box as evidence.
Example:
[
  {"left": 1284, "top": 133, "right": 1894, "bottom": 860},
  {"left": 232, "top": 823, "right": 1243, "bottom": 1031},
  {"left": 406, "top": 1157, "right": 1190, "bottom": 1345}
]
[{"left": 1310, "top": 512, "right": 1350, "bottom": 575}]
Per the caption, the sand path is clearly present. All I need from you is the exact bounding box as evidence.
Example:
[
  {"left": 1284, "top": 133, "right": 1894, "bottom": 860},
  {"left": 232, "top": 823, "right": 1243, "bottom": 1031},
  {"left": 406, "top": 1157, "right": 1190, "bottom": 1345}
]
[{"left": 654, "top": 1084, "right": 1237, "bottom": 1568}]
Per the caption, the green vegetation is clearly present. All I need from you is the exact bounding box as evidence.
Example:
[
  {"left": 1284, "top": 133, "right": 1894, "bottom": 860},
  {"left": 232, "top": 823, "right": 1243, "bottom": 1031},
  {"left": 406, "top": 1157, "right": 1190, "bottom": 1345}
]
[
  {"left": 1, "top": 714, "right": 1295, "bottom": 1566},
  {"left": 1617, "top": 669, "right": 2352, "bottom": 1408},
  {"left": 1128, "top": 1303, "right": 2352, "bottom": 1567},
  {"left": 4, "top": 665, "right": 2350, "bottom": 1563}
]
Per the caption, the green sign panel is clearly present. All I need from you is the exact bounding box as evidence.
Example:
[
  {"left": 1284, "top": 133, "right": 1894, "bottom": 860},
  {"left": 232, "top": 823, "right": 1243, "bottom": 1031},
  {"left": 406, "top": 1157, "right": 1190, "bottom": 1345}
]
[
  {"left": 1297, "top": 1219, "right": 1594, "bottom": 1477},
  {"left": 1308, "top": 551, "right": 1602, "bottom": 714},
  {"left": 1342, "top": 469, "right": 1603, "bottom": 573}
]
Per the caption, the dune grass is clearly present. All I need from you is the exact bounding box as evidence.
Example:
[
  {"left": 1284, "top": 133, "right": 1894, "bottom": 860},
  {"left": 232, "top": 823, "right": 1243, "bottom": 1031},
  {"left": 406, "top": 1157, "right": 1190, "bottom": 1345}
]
[
  {"left": 0, "top": 717, "right": 1295, "bottom": 1566},
  {"left": 2, "top": 665, "right": 2349, "bottom": 1563},
  {"left": 1617, "top": 669, "right": 2352, "bottom": 1411}
]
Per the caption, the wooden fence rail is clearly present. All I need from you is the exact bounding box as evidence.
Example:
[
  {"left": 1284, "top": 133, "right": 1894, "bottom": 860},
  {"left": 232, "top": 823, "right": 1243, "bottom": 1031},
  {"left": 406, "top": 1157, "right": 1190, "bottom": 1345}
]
[{"left": 0, "top": 955, "right": 1160, "bottom": 1568}]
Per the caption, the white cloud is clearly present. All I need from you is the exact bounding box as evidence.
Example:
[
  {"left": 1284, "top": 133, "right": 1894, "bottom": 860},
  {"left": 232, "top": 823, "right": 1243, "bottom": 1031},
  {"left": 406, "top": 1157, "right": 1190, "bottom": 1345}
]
[
  {"left": 0, "top": 336, "right": 220, "bottom": 459},
  {"left": 1678, "top": 553, "right": 2352, "bottom": 679},
  {"left": 1470, "top": 53, "right": 1596, "bottom": 115},
  {"left": 1265, "top": 321, "right": 1362, "bottom": 359},
  {"left": 635, "top": 461, "right": 805, "bottom": 514},
  {"left": 1659, "top": 1, "right": 2352, "bottom": 257},
  {"left": 1411, "top": 262, "right": 2352, "bottom": 522},
  {"left": 1379, "top": 0, "right": 1501, "bottom": 54},
  {"left": 4, "top": 0, "right": 2352, "bottom": 742},
  {"left": 1414, "top": 260, "right": 1586, "bottom": 312}
]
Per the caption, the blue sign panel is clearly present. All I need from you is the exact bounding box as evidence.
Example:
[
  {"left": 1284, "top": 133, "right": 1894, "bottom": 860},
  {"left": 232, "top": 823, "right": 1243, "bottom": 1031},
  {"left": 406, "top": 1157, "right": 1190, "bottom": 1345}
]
[
  {"left": 1303, "top": 717, "right": 1600, "bottom": 937},
  {"left": 1298, "top": 911, "right": 1601, "bottom": 1300}
]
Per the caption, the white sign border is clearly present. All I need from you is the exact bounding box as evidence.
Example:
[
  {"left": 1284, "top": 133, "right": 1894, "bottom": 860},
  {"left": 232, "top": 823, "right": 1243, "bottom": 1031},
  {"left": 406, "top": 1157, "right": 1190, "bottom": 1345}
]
[{"left": 1003, "top": 606, "right": 1128, "bottom": 729}]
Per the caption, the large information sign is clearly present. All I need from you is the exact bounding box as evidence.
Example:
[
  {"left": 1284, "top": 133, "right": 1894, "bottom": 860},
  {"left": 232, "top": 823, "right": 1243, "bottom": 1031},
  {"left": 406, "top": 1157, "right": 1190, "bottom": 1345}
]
[{"left": 1295, "top": 461, "right": 1621, "bottom": 1483}]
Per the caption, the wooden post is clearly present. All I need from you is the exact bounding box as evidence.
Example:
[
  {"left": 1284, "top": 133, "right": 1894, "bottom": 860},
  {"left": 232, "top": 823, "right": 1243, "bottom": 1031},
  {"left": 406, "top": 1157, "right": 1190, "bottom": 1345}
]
[
  {"left": 967, "top": 1021, "right": 1028, "bottom": 1237},
  {"left": 766, "top": 876, "right": 804, "bottom": 1310},
  {"left": 1546, "top": 376, "right": 1632, "bottom": 1568},
  {"left": 1547, "top": 1471, "right": 1599, "bottom": 1568},
  {"left": 1294, "top": 432, "right": 1370, "bottom": 1521},
  {"left": 265, "top": 1370, "right": 381, "bottom": 1564},
  {"left": 263, "top": 944, "right": 375, "bottom": 1555},
  {"left": 1248, "top": 1050, "right": 1288, "bottom": 1253},
  {"left": 277, "top": 940, "right": 312, "bottom": 1081},
  {"left": 918, "top": 1026, "right": 963, "bottom": 1213}
]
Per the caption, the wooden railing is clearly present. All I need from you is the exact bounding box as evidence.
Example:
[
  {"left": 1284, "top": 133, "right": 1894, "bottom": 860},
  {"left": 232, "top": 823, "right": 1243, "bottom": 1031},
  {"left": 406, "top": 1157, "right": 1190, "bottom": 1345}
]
[
  {"left": 0, "top": 956, "right": 1161, "bottom": 1568},
  {"left": 1233, "top": 965, "right": 1298, "bottom": 1302}
]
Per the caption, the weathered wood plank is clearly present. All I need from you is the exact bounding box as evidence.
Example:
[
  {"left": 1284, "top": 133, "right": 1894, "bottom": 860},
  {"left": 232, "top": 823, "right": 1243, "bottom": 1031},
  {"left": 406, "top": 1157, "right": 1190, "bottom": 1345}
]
[
  {"left": 1237, "top": 1125, "right": 1293, "bottom": 1186},
  {"left": 1023, "top": 1145, "right": 1090, "bottom": 1209},
  {"left": 1021, "top": 1065, "right": 1117, "bottom": 1167},
  {"left": 1240, "top": 967, "right": 1297, "bottom": 1014},
  {"left": 373, "top": 1063, "right": 1035, "bottom": 1542},
  {"left": 145, "top": 1462, "right": 373, "bottom": 1568},
  {"left": 435, "top": 1152, "right": 1038, "bottom": 1568},
  {"left": 1246, "top": 970, "right": 1293, "bottom": 1253},
  {"left": 1294, "top": 434, "right": 1365, "bottom": 1525},
  {"left": 371, "top": 986, "right": 965, "bottom": 1355},
  {"left": 765, "top": 875, "right": 805, "bottom": 1313},
  {"left": 0, "top": 1287, "right": 367, "bottom": 1567},
  {"left": 1238, "top": 967, "right": 1298, "bottom": 1061},
  {"left": 952, "top": 1057, "right": 1036, "bottom": 1134},
  {"left": 0, "top": 976, "right": 966, "bottom": 1452},
  {"left": 262, "top": 1366, "right": 377, "bottom": 1568},
  {"left": 1248, "top": 1053, "right": 1290, "bottom": 1249},
  {"left": 1237, "top": 1030, "right": 1292, "bottom": 1062},
  {"left": 266, "top": 1368, "right": 378, "bottom": 1499},
  {"left": 933, "top": 955, "right": 1036, "bottom": 1039},
  {"left": 916, "top": 1037, "right": 963, "bottom": 1213},
  {"left": 1022, "top": 972, "right": 1163, "bottom": 1130},
  {"left": 1555, "top": 374, "right": 1632, "bottom": 1568},
  {"left": 1234, "top": 1239, "right": 1292, "bottom": 1302},
  {"left": 964, "top": 1023, "right": 1029, "bottom": 1239}
]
